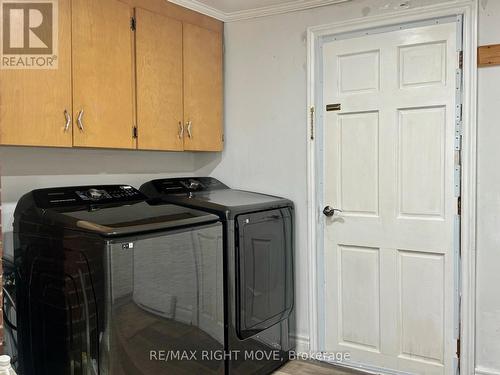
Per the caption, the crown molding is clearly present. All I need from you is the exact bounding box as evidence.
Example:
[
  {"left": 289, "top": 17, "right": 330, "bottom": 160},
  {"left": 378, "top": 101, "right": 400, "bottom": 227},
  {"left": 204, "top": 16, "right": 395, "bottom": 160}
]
[
  {"left": 168, "top": 0, "right": 227, "bottom": 21},
  {"left": 167, "top": 0, "right": 351, "bottom": 22}
]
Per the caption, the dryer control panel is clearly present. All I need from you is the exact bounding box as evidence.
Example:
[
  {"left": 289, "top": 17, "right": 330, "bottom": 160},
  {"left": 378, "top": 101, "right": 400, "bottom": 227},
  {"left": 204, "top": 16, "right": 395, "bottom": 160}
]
[
  {"left": 33, "top": 185, "right": 145, "bottom": 208},
  {"left": 150, "top": 178, "right": 229, "bottom": 195}
]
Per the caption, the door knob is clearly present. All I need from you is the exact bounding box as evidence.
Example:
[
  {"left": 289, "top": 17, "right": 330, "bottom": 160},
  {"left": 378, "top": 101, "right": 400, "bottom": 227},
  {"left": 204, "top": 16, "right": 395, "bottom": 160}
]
[{"left": 323, "top": 206, "right": 342, "bottom": 217}]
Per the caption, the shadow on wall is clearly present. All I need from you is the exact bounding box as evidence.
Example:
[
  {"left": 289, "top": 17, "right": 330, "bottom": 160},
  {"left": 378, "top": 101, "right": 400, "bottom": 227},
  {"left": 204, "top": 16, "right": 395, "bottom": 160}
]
[
  {"left": 0, "top": 146, "right": 223, "bottom": 257},
  {"left": 193, "top": 152, "right": 224, "bottom": 176},
  {"left": 0, "top": 146, "right": 198, "bottom": 176}
]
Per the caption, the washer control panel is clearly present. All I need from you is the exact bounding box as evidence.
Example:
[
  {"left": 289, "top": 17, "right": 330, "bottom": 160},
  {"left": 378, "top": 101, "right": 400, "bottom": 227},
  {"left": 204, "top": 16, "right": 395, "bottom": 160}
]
[
  {"left": 34, "top": 185, "right": 145, "bottom": 208},
  {"left": 151, "top": 177, "right": 229, "bottom": 195}
]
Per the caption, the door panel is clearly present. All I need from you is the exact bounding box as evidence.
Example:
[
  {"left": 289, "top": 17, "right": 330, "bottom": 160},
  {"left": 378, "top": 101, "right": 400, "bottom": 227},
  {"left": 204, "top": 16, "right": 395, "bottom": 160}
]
[
  {"left": 183, "top": 23, "right": 223, "bottom": 151},
  {"left": 0, "top": 0, "right": 72, "bottom": 147},
  {"left": 72, "top": 0, "right": 135, "bottom": 149},
  {"left": 398, "top": 106, "right": 446, "bottom": 218},
  {"left": 399, "top": 42, "right": 447, "bottom": 88},
  {"left": 339, "top": 245, "right": 380, "bottom": 351},
  {"left": 338, "top": 50, "right": 380, "bottom": 94},
  {"left": 323, "top": 22, "right": 457, "bottom": 375},
  {"left": 338, "top": 111, "right": 379, "bottom": 216},
  {"left": 135, "top": 8, "right": 184, "bottom": 151},
  {"left": 399, "top": 251, "right": 445, "bottom": 364}
]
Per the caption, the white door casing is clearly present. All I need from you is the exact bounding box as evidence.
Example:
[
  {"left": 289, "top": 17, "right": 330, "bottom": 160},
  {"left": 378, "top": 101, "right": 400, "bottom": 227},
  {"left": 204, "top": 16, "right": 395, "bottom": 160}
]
[{"left": 322, "top": 21, "right": 458, "bottom": 375}]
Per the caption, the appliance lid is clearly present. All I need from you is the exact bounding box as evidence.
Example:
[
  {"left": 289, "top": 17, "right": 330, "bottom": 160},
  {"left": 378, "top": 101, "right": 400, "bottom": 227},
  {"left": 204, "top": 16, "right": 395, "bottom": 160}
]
[
  {"left": 185, "top": 189, "right": 289, "bottom": 207},
  {"left": 140, "top": 178, "right": 293, "bottom": 219},
  {"left": 160, "top": 189, "right": 293, "bottom": 219},
  {"left": 15, "top": 185, "right": 219, "bottom": 237},
  {"left": 60, "top": 201, "right": 219, "bottom": 236}
]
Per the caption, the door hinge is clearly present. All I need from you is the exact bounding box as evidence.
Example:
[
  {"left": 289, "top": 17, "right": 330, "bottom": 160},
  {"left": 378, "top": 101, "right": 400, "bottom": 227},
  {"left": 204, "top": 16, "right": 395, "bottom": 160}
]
[
  {"left": 458, "top": 51, "right": 463, "bottom": 69},
  {"left": 310, "top": 106, "right": 315, "bottom": 140},
  {"left": 456, "top": 338, "right": 461, "bottom": 358},
  {"left": 457, "top": 196, "right": 461, "bottom": 216},
  {"left": 133, "top": 126, "right": 138, "bottom": 139},
  {"left": 130, "top": 17, "right": 136, "bottom": 31}
]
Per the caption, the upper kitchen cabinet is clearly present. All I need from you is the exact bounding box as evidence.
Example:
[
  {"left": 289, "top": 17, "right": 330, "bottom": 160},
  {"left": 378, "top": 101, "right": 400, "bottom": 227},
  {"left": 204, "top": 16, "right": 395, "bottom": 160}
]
[
  {"left": 135, "top": 8, "right": 184, "bottom": 151},
  {"left": 183, "top": 23, "right": 224, "bottom": 151},
  {"left": 0, "top": 0, "right": 73, "bottom": 147},
  {"left": 0, "top": 0, "right": 223, "bottom": 151},
  {"left": 72, "top": 0, "right": 135, "bottom": 149}
]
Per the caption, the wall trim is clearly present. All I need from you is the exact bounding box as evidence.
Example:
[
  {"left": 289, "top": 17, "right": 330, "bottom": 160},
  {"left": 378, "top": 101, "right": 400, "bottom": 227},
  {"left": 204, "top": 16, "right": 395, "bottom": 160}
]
[
  {"left": 167, "top": 0, "right": 351, "bottom": 22},
  {"left": 476, "top": 367, "right": 500, "bottom": 375},
  {"left": 306, "top": 1, "right": 478, "bottom": 374},
  {"left": 167, "top": 0, "right": 226, "bottom": 21},
  {"left": 291, "top": 334, "right": 310, "bottom": 353}
]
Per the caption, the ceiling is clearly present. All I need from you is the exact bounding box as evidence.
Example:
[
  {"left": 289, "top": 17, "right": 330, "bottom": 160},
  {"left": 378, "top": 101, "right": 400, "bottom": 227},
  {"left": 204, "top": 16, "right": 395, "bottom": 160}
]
[
  {"left": 168, "top": 0, "right": 351, "bottom": 21},
  {"left": 185, "top": 0, "right": 307, "bottom": 13}
]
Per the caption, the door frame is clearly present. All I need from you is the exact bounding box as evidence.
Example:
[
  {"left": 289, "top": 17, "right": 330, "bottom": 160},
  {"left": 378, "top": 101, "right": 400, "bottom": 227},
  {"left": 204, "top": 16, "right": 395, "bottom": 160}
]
[{"left": 306, "top": 1, "right": 478, "bottom": 373}]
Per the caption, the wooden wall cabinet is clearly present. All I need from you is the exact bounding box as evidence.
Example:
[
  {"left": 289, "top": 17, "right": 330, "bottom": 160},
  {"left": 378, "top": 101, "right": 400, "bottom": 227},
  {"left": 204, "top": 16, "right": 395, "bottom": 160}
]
[
  {"left": 135, "top": 9, "right": 223, "bottom": 152},
  {"left": 72, "top": 0, "right": 136, "bottom": 149},
  {"left": 0, "top": 0, "right": 223, "bottom": 152},
  {"left": 183, "top": 23, "right": 223, "bottom": 152},
  {"left": 135, "top": 8, "right": 184, "bottom": 151},
  {"left": 0, "top": 0, "right": 73, "bottom": 147}
]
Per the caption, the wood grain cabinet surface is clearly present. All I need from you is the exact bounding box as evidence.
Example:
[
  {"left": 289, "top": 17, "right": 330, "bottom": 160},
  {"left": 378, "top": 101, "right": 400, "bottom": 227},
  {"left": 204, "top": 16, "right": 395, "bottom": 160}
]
[
  {"left": 183, "top": 23, "right": 224, "bottom": 152},
  {"left": 72, "top": 0, "right": 135, "bottom": 149},
  {"left": 135, "top": 8, "right": 184, "bottom": 151},
  {"left": 0, "top": 0, "right": 73, "bottom": 147},
  {"left": 0, "top": 0, "right": 224, "bottom": 152}
]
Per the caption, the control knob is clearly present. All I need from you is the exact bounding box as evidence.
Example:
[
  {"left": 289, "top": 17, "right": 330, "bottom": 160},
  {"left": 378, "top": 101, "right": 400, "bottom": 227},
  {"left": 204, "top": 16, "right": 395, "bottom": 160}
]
[
  {"left": 87, "top": 188, "right": 104, "bottom": 200},
  {"left": 188, "top": 180, "right": 201, "bottom": 190}
]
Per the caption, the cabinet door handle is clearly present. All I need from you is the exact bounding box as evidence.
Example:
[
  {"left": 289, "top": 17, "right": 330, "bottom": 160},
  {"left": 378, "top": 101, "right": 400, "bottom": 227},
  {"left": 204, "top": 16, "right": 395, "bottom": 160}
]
[
  {"left": 178, "top": 121, "right": 184, "bottom": 139},
  {"left": 77, "top": 109, "right": 85, "bottom": 131},
  {"left": 186, "top": 121, "right": 192, "bottom": 139},
  {"left": 64, "top": 109, "right": 71, "bottom": 132}
]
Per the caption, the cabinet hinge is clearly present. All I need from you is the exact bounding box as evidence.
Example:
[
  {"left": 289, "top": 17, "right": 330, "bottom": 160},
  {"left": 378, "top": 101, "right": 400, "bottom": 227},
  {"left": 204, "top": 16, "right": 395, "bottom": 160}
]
[
  {"left": 130, "top": 17, "right": 136, "bottom": 31},
  {"left": 310, "top": 106, "right": 315, "bottom": 141},
  {"left": 222, "top": 134, "right": 225, "bottom": 142},
  {"left": 133, "top": 126, "right": 138, "bottom": 139}
]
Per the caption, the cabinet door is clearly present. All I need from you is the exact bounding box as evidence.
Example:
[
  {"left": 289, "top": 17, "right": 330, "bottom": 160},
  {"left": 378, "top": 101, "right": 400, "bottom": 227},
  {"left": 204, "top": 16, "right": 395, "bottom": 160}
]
[
  {"left": 0, "top": 0, "right": 72, "bottom": 147},
  {"left": 135, "top": 8, "right": 183, "bottom": 151},
  {"left": 183, "top": 23, "right": 223, "bottom": 151},
  {"left": 72, "top": 0, "right": 135, "bottom": 149}
]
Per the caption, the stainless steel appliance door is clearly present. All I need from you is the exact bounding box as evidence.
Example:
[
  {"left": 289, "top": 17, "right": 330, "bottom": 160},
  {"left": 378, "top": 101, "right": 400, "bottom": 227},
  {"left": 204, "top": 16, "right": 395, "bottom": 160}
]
[
  {"left": 235, "top": 208, "right": 294, "bottom": 340},
  {"left": 102, "top": 222, "right": 224, "bottom": 375}
]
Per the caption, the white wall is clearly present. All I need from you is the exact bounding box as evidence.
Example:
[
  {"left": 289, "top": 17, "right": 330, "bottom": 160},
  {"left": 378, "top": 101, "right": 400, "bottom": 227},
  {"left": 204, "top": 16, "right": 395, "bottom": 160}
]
[
  {"left": 4, "top": 0, "right": 500, "bottom": 371},
  {"left": 208, "top": 0, "right": 500, "bottom": 371},
  {"left": 0, "top": 146, "right": 199, "bottom": 257},
  {"left": 475, "top": 1, "right": 500, "bottom": 374},
  {"left": 197, "top": 0, "right": 458, "bottom": 351}
]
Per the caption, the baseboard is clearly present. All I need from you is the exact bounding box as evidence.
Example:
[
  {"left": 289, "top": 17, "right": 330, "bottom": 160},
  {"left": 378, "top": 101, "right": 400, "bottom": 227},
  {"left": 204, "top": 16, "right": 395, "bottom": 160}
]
[
  {"left": 291, "top": 334, "right": 310, "bottom": 352},
  {"left": 476, "top": 366, "right": 500, "bottom": 375}
]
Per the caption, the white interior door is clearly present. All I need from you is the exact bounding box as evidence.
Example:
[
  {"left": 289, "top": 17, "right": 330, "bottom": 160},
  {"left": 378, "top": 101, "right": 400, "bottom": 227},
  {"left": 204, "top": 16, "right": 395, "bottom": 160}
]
[{"left": 322, "top": 21, "right": 459, "bottom": 375}]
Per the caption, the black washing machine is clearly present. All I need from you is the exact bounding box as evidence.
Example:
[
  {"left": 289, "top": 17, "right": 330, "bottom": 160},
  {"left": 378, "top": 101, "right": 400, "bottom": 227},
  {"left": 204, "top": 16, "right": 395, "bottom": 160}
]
[
  {"left": 14, "top": 185, "right": 225, "bottom": 375},
  {"left": 140, "top": 177, "right": 295, "bottom": 375}
]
